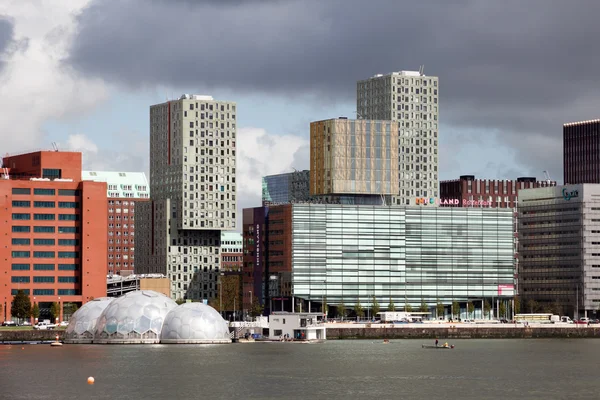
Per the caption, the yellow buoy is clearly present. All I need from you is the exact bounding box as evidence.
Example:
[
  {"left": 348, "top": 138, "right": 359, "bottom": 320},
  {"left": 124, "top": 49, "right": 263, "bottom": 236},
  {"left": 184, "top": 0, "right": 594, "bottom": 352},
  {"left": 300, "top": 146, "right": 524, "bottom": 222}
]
[{"left": 87, "top": 377, "right": 95, "bottom": 385}]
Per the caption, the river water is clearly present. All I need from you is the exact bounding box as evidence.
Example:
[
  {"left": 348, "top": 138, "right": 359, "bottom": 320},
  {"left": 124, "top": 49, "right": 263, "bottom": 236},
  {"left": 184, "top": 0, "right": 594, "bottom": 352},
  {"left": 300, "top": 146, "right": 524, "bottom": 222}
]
[{"left": 0, "top": 339, "right": 596, "bottom": 399}]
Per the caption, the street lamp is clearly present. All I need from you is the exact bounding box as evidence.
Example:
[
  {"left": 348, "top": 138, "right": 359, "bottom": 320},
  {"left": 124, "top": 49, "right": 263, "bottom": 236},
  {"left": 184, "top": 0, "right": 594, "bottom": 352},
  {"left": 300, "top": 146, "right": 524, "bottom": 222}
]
[
  {"left": 269, "top": 275, "right": 278, "bottom": 314},
  {"left": 219, "top": 273, "right": 224, "bottom": 318}
]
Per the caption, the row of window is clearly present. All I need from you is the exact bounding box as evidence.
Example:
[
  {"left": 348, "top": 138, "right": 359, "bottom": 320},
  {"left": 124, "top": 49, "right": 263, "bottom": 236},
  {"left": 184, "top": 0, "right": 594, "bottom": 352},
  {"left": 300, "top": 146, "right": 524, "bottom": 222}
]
[
  {"left": 12, "top": 264, "right": 77, "bottom": 270},
  {"left": 12, "top": 251, "right": 79, "bottom": 258},
  {"left": 12, "top": 188, "right": 80, "bottom": 196},
  {"left": 11, "top": 289, "right": 79, "bottom": 296},
  {"left": 12, "top": 214, "right": 79, "bottom": 221},
  {"left": 12, "top": 226, "right": 79, "bottom": 233},
  {"left": 12, "top": 239, "right": 80, "bottom": 246},
  {"left": 12, "top": 201, "right": 79, "bottom": 208},
  {"left": 11, "top": 276, "right": 78, "bottom": 283}
]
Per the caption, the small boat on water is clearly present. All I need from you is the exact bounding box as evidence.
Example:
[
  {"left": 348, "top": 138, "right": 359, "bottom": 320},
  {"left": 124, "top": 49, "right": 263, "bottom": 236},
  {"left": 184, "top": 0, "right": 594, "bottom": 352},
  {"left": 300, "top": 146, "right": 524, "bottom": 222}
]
[{"left": 422, "top": 344, "right": 454, "bottom": 349}]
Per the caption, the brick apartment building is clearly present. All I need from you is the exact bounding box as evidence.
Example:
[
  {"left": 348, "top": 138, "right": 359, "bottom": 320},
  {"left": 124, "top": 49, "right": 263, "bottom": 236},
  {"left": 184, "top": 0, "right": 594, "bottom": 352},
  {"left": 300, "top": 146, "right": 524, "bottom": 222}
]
[
  {"left": 439, "top": 175, "right": 557, "bottom": 208},
  {"left": 0, "top": 151, "right": 107, "bottom": 322}
]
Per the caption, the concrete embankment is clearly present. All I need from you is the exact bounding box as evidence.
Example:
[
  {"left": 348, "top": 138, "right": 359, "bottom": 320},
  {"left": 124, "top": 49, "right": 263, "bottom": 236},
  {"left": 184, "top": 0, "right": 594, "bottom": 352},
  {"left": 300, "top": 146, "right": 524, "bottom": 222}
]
[
  {"left": 326, "top": 325, "right": 600, "bottom": 339},
  {"left": 0, "top": 330, "right": 63, "bottom": 343}
]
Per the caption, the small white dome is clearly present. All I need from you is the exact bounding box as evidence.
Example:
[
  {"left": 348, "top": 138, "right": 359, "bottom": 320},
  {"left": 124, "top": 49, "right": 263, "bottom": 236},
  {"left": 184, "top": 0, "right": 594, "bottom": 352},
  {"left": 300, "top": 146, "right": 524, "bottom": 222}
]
[
  {"left": 161, "top": 303, "right": 231, "bottom": 344},
  {"left": 94, "top": 290, "right": 177, "bottom": 343},
  {"left": 64, "top": 297, "right": 114, "bottom": 343}
]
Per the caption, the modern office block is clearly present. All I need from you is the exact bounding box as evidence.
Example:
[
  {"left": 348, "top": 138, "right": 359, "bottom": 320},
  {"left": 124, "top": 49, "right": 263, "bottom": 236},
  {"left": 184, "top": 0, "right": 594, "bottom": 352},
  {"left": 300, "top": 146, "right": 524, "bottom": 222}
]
[
  {"left": 262, "top": 170, "right": 311, "bottom": 205},
  {"left": 518, "top": 184, "right": 600, "bottom": 318},
  {"left": 357, "top": 70, "right": 439, "bottom": 206},
  {"left": 82, "top": 170, "right": 150, "bottom": 275},
  {"left": 310, "top": 118, "right": 398, "bottom": 197},
  {"left": 136, "top": 94, "right": 237, "bottom": 301},
  {"left": 0, "top": 151, "right": 107, "bottom": 322},
  {"left": 564, "top": 119, "right": 600, "bottom": 184}
]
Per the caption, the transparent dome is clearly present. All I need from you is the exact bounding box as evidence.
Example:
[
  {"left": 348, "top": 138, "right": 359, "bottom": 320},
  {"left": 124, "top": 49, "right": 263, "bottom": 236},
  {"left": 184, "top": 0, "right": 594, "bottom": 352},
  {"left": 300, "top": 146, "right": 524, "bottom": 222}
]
[
  {"left": 94, "top": 290, "right": 177, "bottom": 344},
  {"left": 161, "top": 303, "right": 231, "bottom": 344},
  {"left": 64, "top": 297, "right": 114, "bottom": 343}
]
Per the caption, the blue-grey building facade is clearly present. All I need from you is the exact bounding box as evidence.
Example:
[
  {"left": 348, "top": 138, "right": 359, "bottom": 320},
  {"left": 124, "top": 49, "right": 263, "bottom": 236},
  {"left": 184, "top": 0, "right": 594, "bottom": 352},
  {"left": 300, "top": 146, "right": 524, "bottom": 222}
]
[
  {"left": 291, "top": 204, "right": 515, "bottom": 318},
  {"left": 262, "top": 170, "right": 311, "bottom": 205}
]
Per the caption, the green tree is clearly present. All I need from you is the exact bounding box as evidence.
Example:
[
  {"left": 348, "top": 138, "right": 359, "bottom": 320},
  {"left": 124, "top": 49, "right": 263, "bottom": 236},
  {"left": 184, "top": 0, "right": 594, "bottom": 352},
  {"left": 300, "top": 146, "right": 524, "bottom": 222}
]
[
  {"left": 50, "top": 302, "right": 61, "bottom": 321},
  {"left": 514, "top": 296, "right": 521, "bottom": 314},
  {"left": 388, "top": 297, "right": 395, "bottom": 312},
  {"left": 31, "top": 303, "right": 40, "bottom": 320},
  {"left": 419, "top": 300, "right": 428, "bottom": 313},
  {"left": 11, "top": 290, "right": 31, "bottom": 321},
  {"left": 354, "top": 299, "right": 364, "bottom": 318},
  {"left": 436, "top": 299, "right": 444, "bottom": 319},
  {"left": 250, "top": 298, "right": 263, "bottom": 317},
  {"left": 371, "top": 296, "right": 380, "bottom": 318},
  {"left": 499, "top": 301, "right": 507, "bottom": 319},
  {"left": 175, "top": 298, "right": 186, "bottom": 305},
  {"left": 467, "top": 301, "right": 475, "bottom": 319},
  {"left": 452, "top": 301, "right": 460, "bottom": 319},
  {"left": 338, "top": 301, "right": 347, "bottom": 320},
  {"left": 405, "top": 303, "right": 413, "bottom": 313},
  {"left": 484, "top": 301, "right": 492, "bottom": 319}
]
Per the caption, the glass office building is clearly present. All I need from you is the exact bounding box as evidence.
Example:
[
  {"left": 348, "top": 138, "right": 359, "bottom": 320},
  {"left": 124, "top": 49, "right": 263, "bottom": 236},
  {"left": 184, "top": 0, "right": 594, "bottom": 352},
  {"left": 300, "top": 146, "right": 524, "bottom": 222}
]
[
  {"left": 291, "top": 204, "right": 514, "bottom": 316},
  {"left": 262, "top": 170, "right": 311, "bottom": 205}
]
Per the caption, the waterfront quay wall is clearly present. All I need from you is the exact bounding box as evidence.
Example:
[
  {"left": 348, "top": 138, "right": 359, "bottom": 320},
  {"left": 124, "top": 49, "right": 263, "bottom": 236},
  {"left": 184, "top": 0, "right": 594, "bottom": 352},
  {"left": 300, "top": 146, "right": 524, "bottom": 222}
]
[
  {"left": 326, "top": 325, "right": 600, "bottom": 339},
  {"left": 0, "top": 330, "right": 62, "bottom": 343}
]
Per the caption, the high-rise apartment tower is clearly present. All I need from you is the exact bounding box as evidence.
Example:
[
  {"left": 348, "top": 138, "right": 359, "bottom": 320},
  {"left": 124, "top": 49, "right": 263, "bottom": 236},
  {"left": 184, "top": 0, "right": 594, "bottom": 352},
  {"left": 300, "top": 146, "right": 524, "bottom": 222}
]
[
  {"left": 357, "top": 70, "right": 439, "bottom": 206},
  {"left": 136, "top": 94, "right": 237, "bottom": 301},
  {"left": 564, "top": 119, "right": 600, "bottom": 184}
]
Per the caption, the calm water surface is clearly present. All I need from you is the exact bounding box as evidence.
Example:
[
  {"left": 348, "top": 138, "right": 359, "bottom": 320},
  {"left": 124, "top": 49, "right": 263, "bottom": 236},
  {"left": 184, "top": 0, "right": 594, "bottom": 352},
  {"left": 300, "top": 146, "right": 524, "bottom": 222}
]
[{"left": 0, "top": 339, "right": 597, "bottom": 399}]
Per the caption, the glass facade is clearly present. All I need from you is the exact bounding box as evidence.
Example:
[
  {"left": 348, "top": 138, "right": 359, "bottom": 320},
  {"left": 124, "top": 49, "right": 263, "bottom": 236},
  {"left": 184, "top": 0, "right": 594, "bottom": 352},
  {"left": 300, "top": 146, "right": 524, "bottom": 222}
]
[
  {"left": 292, "top": 204, "right": 514, "bottom": 309},
  {"left": 262, "top": 170, "right": 311, "bottom": 205}
]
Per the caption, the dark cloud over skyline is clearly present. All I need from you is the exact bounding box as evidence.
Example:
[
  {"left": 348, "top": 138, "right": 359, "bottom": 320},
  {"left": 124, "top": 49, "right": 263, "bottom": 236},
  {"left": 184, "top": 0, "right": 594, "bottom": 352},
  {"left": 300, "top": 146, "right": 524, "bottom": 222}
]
[
  {"left": 67, "top": 0, "right": 600, "bottom": 183},
  {"left": 0, "top": 17, "right": 14, "bottom": 71}
]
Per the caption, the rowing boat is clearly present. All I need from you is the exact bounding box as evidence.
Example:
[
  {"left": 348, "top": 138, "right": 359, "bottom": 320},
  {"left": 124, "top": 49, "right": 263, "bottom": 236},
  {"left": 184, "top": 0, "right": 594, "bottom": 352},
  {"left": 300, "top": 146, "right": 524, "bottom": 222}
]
[{"left": 422, "top": 344, "right": 453, "bottom": 349}]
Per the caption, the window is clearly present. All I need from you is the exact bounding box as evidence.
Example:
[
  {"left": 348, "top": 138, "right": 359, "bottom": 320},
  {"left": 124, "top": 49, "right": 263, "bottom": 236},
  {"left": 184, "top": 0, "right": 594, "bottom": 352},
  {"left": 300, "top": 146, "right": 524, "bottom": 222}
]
[
  {"left": 42, "top": 169, "right": 61, "bottom": 179},
  {"left": 58, "top": 276, "right": 78, "bottom": 283},
  {"left": 58, "top": 226, "right": 78, "bottom": 233},
  {"left": 58, "top": 252, "right": 79, "bottom": 258},
  {"left": 12, "top": 226, "right": 31, "bottom": 233},
  {"left": 12, "top": 289, "right": 30, "bottom": 295},
  {"left": 34, "top": 276, "right": 55, "bottom": 283},
  {"left": 58, "top": 202, "right": 79, "bottom": 208},
  {"left": 34, "top": 251, "right": 55, "bottom": 258},
  {"left": 58, "top": 264, "right": 78, "bottom": 271},
  {"left": 12, "top": 276, "right": 30, "bottom": 283},
  {"left": 12, "top": 213, "right": 30, "bottom": 220},
  {"left": 58, "top": 239, "right": 79, "bottom": 246},
  {"left": 11, "top": 264, "right": 30, "bottom": 270},
  {"left": 34, "top": 239, "right": 55, "bottom": 246},
  {"left": 34, "top": 188, "right": 55, "bottom": 196},
  {"left": 12, "top": 188, "right": 31, "bottom": 195},
  {"left": 34, "top": 201, "right": 55, "bottom": 208},
  {"left": 34, "top": 264, "right": 55, "bottom": 270},
  {"left": 58, "top": 189, "right": 80, "bottom": 196},
  {"left": 58, "top": 214, "right": 78, "bottom": 221},
  {"left": 12, "top": 251, "right": 30, "bottom": 258},
  {"left": 12, "top": 238, "right": 30, "bottom": 245},
  {"left": 33, "top": 289, "right": 54, "bottom": 296},
  {"left": 12, "top": 200, "right": 30, "bottom": 207},
  {"left": 58, "top": 289, "right": 78, "bottom": 295},
  {"left": 34, "top": 214, "right": 55, "bottom": 220},
  {"left": 34, "top": 226, "right": 55, "bottom": 233}
]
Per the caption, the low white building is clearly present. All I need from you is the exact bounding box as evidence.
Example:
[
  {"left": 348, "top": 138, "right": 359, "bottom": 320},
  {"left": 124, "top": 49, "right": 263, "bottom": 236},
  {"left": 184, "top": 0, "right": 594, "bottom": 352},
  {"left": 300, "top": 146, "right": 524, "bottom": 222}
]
[{"left": 268, "top": 312, "right": 326, "bottom": 341}]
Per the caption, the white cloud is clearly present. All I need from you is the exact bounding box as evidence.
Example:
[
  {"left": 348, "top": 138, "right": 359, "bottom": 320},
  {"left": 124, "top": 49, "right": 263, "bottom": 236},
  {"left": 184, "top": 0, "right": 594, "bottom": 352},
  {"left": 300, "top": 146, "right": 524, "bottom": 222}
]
[
  {"left": 237, "top": 127, "right": 308, "bottom": 208},
  {"left": 0, "top": 0, "right": 108, "bottom": 154}
]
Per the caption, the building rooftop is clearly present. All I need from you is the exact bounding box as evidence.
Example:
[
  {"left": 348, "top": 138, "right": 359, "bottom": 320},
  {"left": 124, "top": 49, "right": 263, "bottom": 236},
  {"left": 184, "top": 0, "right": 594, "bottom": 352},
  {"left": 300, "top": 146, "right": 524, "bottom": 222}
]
[
  {"left": 564, "top": 119, "right": 600, "bottom": 127},
  {"left": 82, "top": 170, "right": 149, "bottom": 198}
]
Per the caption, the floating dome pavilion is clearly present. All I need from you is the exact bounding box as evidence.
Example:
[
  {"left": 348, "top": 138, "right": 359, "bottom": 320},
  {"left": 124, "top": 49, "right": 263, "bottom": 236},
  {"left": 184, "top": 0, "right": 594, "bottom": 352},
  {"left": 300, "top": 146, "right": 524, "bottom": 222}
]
[
  {"left": 160, "top": 302, "right": 231, "bottom": 344},
  {"left": 64, "top": 297, "right": 114, "bottom": 344},
  {"left": 94, "top": 290, "right": 177, "bottom": 344}
]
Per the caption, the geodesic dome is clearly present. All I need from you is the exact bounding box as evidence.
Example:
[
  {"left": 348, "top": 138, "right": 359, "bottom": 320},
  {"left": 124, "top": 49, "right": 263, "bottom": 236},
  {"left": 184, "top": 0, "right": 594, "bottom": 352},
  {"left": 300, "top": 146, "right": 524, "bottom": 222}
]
[
  {"left": 94, "top": 290, "right": 177, "bottom": 344},
  {"left": 160, "top": 303, "right": 231, "bottom": 344},
  {"left": 64, "top": 297, "right": 114, "bottom": 344}
]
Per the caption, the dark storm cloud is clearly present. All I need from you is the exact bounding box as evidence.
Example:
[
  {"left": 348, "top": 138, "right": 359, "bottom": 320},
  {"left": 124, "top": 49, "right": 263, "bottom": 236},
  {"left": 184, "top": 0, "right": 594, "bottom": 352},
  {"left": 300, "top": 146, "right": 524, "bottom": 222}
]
[
  {"left": 0, "top": 17, "right": 14, "bottom": 71},
  {"left": 67, "top": 0, "right": 600, "bottom": 181}
]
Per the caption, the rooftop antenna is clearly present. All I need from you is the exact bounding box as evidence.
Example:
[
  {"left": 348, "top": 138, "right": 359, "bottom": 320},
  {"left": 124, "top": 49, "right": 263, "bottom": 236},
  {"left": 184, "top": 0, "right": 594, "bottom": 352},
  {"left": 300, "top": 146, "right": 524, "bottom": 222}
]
[
  {"left": 419, "top": 65, "right": 425, "bottom": 76},
  {"left": 51, "top": 142, "right": 59, "bottom": 152},
  {"left": 543, "top": 170, "right": 551, "bottom": 184},
  {"left": 354, "top": 111, "right": 364, "bottom": 119}
]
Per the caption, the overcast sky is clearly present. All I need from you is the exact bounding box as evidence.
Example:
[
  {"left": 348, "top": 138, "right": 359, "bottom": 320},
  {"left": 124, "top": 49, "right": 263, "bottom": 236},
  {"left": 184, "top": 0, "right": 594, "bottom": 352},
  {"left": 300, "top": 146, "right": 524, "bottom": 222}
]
[{"left": 1, "top": 0, "right": 600, "bottom": 217}]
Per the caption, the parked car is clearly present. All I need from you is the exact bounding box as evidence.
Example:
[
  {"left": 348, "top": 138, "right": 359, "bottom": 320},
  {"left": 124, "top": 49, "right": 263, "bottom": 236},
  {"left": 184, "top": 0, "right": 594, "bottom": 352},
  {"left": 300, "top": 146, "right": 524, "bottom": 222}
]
[
  {"left": 33, "top": 321, "right": 56, "bottom": 330},
  {"left": 20, "top": 321, "right": 32, "bottom": 326},
  {"left": 59, "top": 321, "right": 69, "bottom": 327},
  {"left": 2, "top": 321, "right": 17, "bottom": 327}
]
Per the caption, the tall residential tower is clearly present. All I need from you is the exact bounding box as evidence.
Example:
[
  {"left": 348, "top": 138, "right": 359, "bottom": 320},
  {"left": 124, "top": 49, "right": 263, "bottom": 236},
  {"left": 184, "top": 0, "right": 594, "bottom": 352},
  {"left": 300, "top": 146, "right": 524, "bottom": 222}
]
[
  {"left": 357, "top": 70, "right": 439, "bottom": 206},
  {"left": 136, "top": 94, "right": 237, "bottom": 301}
]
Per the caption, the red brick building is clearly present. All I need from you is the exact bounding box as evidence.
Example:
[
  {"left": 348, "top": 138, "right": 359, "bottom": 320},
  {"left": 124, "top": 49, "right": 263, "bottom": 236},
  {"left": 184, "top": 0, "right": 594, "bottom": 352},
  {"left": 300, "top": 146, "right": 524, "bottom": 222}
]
[
  {"left": 82, "top": 171, "right": 150, "bottom": 276},
  {"left": 0, "top": 151, "right": 108, "bottom": 322},
  {"left": 439, "top": 175, "right": 557, "bottom": 208}
]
